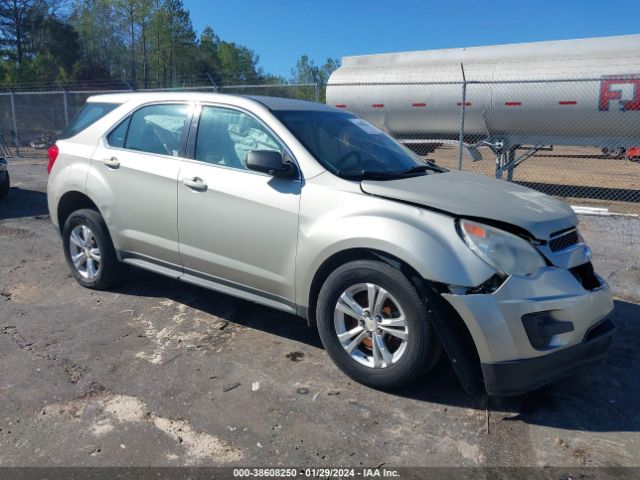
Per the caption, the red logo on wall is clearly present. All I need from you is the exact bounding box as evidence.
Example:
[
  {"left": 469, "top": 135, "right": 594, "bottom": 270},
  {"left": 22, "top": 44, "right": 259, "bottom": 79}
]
[{"left": 599, "top": 76, "right": 640, "bottom": 111}]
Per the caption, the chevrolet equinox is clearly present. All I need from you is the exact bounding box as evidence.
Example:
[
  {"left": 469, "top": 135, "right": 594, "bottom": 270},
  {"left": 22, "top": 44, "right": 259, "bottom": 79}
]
[{"left": 47, "top": 93, "right": 615, "bottom": 395}]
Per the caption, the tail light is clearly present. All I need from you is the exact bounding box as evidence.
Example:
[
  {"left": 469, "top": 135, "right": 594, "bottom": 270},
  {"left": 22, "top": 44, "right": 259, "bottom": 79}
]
[{"left": 47, "top": 144, "right": 59, "bottom": 174}]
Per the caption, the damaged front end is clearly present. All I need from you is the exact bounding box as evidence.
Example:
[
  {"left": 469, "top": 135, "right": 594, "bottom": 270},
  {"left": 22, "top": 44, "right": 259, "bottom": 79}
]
[{"left": 435, "top": 220, "right": 615, "bottom": 396}]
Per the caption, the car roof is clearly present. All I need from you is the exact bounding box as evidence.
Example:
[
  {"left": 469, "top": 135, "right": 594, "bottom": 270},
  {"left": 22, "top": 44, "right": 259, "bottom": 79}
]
[
  {"left": 86, "top": 91, "right": 337, "bottom": 112},
  {"left": 248, "top": 95, "right": 336, "bottom": 112}
]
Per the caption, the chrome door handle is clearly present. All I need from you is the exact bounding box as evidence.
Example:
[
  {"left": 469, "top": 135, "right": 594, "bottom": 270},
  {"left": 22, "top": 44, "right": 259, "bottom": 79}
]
[
  {"left": 182, "top": 177, "right": 207, "bottom": 190},
  {"left": 103, "top": 157, "right": 120, "bottom": 168}
]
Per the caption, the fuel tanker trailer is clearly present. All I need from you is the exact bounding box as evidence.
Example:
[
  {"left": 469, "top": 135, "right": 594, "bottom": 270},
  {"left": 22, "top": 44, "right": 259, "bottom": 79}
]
[{"left": 326, "top": 35, "right": 640, "bottom": 178}]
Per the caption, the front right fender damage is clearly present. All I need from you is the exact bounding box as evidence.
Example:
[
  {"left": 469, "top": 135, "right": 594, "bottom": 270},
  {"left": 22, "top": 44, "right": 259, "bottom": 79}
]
[{"left": 411, "top": 275, "right": 486, "bottom": 396}]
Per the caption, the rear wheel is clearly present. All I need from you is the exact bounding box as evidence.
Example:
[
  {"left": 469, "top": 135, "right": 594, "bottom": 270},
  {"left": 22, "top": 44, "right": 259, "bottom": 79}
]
[
  {"left": 62, "top": 208, "right": 128, "bottom": 290},
  {"left": 0, "top": 172, "right": 9, "bottom": 199},
  {"left": 316, "top": 259, "right": 441, "bottom": 390}
]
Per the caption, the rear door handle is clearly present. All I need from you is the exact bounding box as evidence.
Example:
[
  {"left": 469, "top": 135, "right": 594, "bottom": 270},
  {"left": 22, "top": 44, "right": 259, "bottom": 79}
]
[
  {"left": 103, "top": 157, "right": 120, "bottom": 169},
  {"left": 182, "top": 176, "right": 207, "bottom": 190}
]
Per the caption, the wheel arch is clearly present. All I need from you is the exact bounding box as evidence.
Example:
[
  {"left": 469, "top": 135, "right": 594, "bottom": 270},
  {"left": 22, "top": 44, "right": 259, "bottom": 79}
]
[
  {"left": 304, "top": 247, "right": 484, "bottom": 395},
  {"left": 57, "top": 191, "right": 102, "bottom": 234}
]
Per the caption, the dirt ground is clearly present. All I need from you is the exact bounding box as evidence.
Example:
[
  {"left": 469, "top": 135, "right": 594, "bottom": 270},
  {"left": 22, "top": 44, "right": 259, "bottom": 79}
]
[{"left": 0, "top": 157, "right": 639, "bottom": 471}]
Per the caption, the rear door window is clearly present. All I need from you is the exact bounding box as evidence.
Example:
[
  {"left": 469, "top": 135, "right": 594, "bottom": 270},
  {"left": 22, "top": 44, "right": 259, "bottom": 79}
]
[
  {"left": 60, "top": 102, "right": 119, "bottom": 140},
  {"left": 124, "top": 104, "right": 189, "bottom": 156}
]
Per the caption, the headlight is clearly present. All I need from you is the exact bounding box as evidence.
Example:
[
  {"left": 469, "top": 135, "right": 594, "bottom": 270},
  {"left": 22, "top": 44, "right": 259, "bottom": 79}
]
[{"left": 459, "top": 220, "right": 546, "bottom": 276}]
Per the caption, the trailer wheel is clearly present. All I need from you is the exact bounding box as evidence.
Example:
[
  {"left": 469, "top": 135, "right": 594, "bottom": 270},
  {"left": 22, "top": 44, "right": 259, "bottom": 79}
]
[{"left": 0, "top": 171, "right": 9, "bottom": 200}]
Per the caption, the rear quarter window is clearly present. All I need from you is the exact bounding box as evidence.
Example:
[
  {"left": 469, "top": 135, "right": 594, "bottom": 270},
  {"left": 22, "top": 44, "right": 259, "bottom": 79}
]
[
  {"left": 107, "top": 117, "right": 131, "bottom": 148},
  {"left": 60, "top": 102, "right": 120, "bottom": 140}
]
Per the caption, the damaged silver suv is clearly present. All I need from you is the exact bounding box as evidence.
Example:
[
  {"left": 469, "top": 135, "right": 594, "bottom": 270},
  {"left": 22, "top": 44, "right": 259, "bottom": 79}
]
[{"left": 47, "top": 93, "right": 615, "bottom": 395}]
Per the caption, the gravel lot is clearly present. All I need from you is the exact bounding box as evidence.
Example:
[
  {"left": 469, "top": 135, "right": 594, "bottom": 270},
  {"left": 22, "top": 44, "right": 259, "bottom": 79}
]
[{"left": 0, "top": 157, "right": 638, "bottom": 468}]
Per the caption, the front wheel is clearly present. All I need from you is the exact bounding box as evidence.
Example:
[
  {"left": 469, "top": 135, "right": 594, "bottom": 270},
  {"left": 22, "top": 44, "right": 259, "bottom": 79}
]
[
  {"left": 316, "top": 259, "right": 441, "bottom": 390},
  {"left": 62, "top": 208, "right": 128, "bottom": 290}
]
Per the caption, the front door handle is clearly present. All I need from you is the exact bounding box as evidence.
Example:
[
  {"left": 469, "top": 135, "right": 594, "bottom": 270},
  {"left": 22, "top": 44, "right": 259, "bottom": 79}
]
[
  {"left": 182, "top": 176, "right": 207, "bottom": 191},
  {"left": 103, "top": 157, "right": 120, "bottom": 169}
]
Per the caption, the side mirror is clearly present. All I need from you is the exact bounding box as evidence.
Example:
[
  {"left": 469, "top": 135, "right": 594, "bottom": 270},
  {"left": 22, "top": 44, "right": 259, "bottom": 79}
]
[{"left": 246, "top": 150, "right": 296, "bottom": 178}]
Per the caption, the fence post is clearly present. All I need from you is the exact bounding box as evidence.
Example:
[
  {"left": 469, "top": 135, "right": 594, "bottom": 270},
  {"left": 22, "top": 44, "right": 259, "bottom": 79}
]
[
  {"left": 507, "top": 148, "right": 515, "bottom": 182},
  {"left": 457, "top": 63, "right": 466, "bottom": 170},
  {"left": 62, "top": 89, "right": 69, "bottom": 126},
  {"left": 9, "top": 91, "right": 20, "bottom": 157},
  {"left": 314, "top": 82, "right": 320, "bottom": 103},
  {"left": 206, "top": 72, "right": 218, "bottom": 92}
]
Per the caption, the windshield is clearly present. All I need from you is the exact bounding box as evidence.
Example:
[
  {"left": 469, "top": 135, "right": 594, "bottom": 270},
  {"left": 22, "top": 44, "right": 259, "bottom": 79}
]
[
  {"left": 273, "top": 110, "right": 444, "bottom": 180},
  {"left": 60, "top": 102, "right": 119, "bottom": 140}
]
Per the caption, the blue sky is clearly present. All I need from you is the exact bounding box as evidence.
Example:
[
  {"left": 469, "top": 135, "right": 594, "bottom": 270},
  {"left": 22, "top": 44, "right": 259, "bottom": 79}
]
[{"left": 183, "top": 0, "right": 640, "bottom": 77}]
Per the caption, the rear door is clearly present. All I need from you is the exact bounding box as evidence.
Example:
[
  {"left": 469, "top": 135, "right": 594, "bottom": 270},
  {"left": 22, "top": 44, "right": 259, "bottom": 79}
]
[
  {"left": 89, "top": 102, "right": 193, "bottom": 267},
  {"left": 177, "top": 104, "right": 301, "bottom": 304}
]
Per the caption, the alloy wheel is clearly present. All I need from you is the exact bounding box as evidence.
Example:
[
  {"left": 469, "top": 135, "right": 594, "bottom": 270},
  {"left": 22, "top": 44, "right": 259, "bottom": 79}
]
[
  {"left": 333, "top": 283, "right": 409, "bottom": 368},
  {"left": 68, "top": 224, "right": 102, "bottom": 280}
]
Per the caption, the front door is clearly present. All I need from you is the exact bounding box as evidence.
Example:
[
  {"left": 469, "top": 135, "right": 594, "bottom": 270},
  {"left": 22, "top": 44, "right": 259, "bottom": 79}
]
[{"left": 177, "top": 105, "right": 301, "bottom": 303}]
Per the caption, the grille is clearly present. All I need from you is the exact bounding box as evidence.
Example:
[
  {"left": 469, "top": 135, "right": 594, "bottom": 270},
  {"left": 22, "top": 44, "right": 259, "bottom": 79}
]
[{"left": 549, "top": 229, "right": 580, "bottom": 252}]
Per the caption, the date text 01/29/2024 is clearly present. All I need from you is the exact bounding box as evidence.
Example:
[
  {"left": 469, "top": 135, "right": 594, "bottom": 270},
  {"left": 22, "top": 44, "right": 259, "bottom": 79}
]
[{"left": 232, "top": 467, "right": 400, "bottom": 477}]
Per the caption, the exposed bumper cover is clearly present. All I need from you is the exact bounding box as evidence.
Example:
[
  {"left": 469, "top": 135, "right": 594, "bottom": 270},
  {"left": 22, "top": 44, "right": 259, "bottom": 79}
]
[
  {"left": 442, "top": 266, "right": 615, "bottom": 395},
  {"left": 482, "top": 317, "right": 615, "bottom": 396}
]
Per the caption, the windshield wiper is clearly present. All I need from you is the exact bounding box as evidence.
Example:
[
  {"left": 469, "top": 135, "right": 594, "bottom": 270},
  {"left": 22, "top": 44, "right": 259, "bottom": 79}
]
[
  {"left": 339, "top": 164, "right": 444, "bottom": 181},
  {"left": 396, "top": 164, "right": 444, "bottom": 175},
  {"left": 340, "top": 170, "right": 407, "bottom": 180}
]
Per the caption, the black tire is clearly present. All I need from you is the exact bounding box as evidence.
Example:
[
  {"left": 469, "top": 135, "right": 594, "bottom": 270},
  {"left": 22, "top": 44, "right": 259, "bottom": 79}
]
[
  {"left": 62, "top": 208, "right": 128, "bottom": 290},
  {"left": 316, "top": 259, "right": 441, "bottom": 390},
  {"left": 0, "top": 171, "right": 9, "bottom": 200}
]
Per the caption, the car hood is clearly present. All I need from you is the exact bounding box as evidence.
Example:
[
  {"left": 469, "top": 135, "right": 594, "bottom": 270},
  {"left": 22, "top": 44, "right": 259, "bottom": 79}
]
[{"left": 360, "top": 170, "right": 577, "bottom": 239}]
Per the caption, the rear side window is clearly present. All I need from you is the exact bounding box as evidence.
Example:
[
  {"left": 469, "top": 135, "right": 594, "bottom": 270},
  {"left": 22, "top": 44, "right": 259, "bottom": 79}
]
[
  {"left": 60, "top": 102, "right": 119, "bottom": 140},
  {"left": 124, "top": 104, "right": 189, "bottom": 156}
]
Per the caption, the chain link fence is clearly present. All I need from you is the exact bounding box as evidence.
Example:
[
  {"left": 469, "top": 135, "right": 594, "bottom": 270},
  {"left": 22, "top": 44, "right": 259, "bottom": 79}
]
[
  {"left": 1, "top": 78, "right": 638, "bottom": 214},
  {"left": 327, "top": 77, "right": 640, "bottom": 214},
  {"left": 0, "top": 83, "right": 318, "bottom": 159}
]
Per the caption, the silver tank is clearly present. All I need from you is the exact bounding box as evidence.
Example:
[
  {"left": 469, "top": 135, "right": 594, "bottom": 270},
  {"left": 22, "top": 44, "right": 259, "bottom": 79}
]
[{"left": 326, "top": 35, "right": 640, "bottom": 149}]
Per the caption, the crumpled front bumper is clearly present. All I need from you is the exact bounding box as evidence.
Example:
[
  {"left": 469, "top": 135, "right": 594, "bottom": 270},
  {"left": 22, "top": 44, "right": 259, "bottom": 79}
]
[
  {"left": 442, "top": 266, "right": 615, "bottom": 395},
  {"left": 480, "top": 316, "right": 614, "bottom": 395}
]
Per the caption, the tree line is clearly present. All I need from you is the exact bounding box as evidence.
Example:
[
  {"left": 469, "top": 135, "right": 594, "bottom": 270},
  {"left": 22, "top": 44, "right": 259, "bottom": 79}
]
[{"left": 0, "top": 0, "right": 339, "bottom": 89}]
